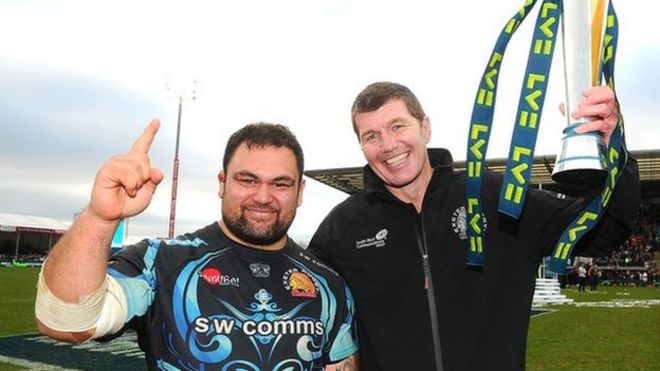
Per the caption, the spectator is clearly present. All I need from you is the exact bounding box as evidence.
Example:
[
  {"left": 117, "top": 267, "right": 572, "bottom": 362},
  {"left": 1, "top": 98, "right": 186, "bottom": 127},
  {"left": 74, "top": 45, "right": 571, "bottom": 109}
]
[
  {"left": 588, "top": 264, "right": 600, "bottom": 291},
  {"left": 641, "top": 271, "right": 649, "bottom": 287},
  {"left": 577, "top": 264, "right": 587, "bottom": 292}
]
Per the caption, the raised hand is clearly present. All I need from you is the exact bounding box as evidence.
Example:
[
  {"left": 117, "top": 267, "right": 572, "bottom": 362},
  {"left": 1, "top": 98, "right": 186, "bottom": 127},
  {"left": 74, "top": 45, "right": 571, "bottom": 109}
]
[
  {"left": 89, "top": 119, "right": 165, "bottom": 222},
  {"left": 560, "top": 85, "right": 619, "bottom": 146}
]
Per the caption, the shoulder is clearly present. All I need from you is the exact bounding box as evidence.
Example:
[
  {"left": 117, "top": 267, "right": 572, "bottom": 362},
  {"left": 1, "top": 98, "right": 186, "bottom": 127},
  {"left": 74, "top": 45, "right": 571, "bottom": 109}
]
[
  {"left": 112, "top": 224, "right": 220, "bottom": 265},
  {"left": 327, "top": 192, "right": 371, "bottom": 221},
  {"left": 288, "top": 243, "right": 342, "bottom": 279},
  {"left": 168, "top": 223, "right": 221, "bottom": 248},
  {"left": 110, "top": 238, "right": 160, "bottom": 263},
  {"left": 150, "top": 223, "right": 226, "bottom": 256},
  {"left": 314, "top": 192, "right": 373, "bottom": 240}
]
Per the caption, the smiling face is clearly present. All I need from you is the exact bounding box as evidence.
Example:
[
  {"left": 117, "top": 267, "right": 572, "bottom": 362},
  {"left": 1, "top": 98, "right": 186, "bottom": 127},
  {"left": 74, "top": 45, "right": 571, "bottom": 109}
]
[
  {"left": 218, "top": 143, "right": 304, "bottom": 250},
  {"left": 355, "top": 99, "right": 433, "bottom": 198}
]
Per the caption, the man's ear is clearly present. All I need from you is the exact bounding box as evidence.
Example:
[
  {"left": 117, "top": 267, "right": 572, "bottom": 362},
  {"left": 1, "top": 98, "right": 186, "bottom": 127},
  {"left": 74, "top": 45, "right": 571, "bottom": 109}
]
[
  {"left": 297, "top": 178, "right": 306, "bottom": 207},
  {"left": 218, "top": 171, "right": 226, "bottom": 198},
  {"left": 422, "top": 116, "right": 432, "bottom": 144}
]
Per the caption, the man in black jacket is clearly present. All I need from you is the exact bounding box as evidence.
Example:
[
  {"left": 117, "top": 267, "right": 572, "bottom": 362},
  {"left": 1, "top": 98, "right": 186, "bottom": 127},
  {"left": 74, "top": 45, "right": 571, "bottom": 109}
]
[{"left": 308, "top": 81, "right": 640, "bottom": 370}]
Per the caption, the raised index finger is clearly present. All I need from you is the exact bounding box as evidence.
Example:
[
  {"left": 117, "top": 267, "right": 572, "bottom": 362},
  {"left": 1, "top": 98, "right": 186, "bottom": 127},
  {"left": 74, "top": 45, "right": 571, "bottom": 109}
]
[{"left": 129, "top": 118, "right": 160, "bottom": 154}]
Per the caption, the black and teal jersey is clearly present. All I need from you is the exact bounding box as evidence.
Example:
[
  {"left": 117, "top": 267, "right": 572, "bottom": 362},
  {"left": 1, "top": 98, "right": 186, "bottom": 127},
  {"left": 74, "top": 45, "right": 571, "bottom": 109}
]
[{"left": 107, "top": 223, "right": 358, "bottom": 371}]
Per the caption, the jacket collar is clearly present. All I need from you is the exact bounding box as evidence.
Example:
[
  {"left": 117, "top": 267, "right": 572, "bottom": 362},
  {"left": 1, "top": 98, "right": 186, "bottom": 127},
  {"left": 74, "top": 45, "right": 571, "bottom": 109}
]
[{"left": 362, "top": 148, "right": 454, "bottom": 195}]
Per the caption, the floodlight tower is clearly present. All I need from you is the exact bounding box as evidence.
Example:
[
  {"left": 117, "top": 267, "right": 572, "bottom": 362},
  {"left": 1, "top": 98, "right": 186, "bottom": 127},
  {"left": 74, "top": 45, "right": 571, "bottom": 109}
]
[{"left": 165, "top": 76, "right": 197, "bottom": 239}]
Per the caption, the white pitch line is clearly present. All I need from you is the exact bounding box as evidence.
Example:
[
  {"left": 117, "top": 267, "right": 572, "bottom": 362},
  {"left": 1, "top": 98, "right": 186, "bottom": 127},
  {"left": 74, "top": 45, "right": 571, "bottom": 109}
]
[
  {"left": 0, "top": 355, "right": 82, "bottom": 371},
  {"left": 568, "top": 299, "right": 660, "bottom": 308}
]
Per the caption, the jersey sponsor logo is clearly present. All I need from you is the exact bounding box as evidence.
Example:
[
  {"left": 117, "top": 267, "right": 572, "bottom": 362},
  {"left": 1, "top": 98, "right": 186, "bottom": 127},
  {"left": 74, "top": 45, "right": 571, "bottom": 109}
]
[
  {"left": 200, "top": 267, "right": 240, "bottom": 287},
  {"left": 191, "top": 288, "right": 326, "bottom": 356},
  {"left": 355, "top": 228, "right": 388, "bottom": 249},
  {"left": 192, "top": 317, "right": 325, "bottom": 337},
  {"left": 283, "top": 269, "right": 317, "bottom": 298},
  {"left": 249, "top": 262, "right": 271, "bottom": 278},
  {"left": 452, "top": 206, "right": 488, "bottom": 240}
]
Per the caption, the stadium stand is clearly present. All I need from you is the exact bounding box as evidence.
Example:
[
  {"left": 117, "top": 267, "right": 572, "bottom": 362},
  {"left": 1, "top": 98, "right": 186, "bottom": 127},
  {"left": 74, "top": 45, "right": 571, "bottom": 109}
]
[
  {"left": 589, "top": 203, "right": 659, "bottom": 287},
  {"left": 0, "top": 213, "right": 69, "bottom": 266}
]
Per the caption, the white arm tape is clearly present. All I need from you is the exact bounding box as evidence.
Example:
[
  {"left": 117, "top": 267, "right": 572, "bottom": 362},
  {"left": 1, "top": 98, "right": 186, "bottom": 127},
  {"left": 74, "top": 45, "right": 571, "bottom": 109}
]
[{"left": 35, "top": 269, "right": 128, "bottom": 339}]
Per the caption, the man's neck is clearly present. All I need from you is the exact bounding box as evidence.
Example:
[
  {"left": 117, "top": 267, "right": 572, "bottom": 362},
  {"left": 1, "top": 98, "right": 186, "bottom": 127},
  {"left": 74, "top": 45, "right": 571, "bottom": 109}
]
[
  {"left": 217, "top": 221, "right": 287, "bottom": 251},
  {"left": 385, "top": 165, "right": 434, "bottom": 213}
]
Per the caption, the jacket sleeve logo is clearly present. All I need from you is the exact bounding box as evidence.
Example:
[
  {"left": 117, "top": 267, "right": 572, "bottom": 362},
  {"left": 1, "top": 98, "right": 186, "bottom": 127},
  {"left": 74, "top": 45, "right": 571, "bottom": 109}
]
[{"left": 355, "top": 228, "right": 388, "bottom": 249}]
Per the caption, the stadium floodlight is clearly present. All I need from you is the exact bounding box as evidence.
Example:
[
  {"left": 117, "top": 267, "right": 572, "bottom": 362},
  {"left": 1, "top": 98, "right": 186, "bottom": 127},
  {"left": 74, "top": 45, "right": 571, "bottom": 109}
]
[{"left": 164, "top": 74, "right": 197, "bottom": 239}]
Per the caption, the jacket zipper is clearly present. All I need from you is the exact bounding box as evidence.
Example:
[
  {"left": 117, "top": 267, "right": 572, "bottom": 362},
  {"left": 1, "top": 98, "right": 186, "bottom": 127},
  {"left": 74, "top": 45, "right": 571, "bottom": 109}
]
[
  {"left": 415, "top": 211, "right": 444, "bottom": 371},
  {"left": 373, "top": 190, "right": 445, "bottom": 370}
]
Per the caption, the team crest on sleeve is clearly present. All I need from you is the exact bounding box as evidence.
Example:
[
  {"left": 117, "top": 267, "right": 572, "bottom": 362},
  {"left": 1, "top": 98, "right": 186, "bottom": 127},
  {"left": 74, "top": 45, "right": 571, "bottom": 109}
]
[
  {"left": 282, "top": 269, "right": 318, "bottom": 298},
  {"left": 452, "top": 206, "right": 487, "bottom": 240}
]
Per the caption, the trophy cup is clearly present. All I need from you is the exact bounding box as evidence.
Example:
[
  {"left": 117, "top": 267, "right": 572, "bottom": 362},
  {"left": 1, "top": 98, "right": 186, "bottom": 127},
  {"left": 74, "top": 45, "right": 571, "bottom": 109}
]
[
  {"left": 465, "top": 0, "right": 624, "bottom": 269},
  {"left": 551, "top": 0, "right": 609, "bottom": 185}
]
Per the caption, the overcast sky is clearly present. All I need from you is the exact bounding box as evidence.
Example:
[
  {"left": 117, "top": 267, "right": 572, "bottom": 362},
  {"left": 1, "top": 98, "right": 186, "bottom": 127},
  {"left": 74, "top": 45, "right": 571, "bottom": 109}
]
[{"left": 1, "top": 0, "right": 658, "bottom": 244}]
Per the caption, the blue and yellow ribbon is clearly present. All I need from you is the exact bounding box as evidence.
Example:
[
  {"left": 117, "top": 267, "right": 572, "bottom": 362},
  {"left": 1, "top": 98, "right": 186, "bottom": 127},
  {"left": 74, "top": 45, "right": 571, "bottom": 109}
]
[
  {"left": 465, "top": 0, "right": 627, "bottom": 272},
  {"left": 465, "top": 0, "right": 539, "bottom": 267},
  {"left": 498, "top": 0, "right": 560, "bottom": 218}
]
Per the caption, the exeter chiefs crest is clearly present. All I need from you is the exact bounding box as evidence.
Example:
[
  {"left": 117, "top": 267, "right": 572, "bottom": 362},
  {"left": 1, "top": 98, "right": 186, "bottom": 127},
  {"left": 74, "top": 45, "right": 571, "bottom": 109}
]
[
  {"left": 282, "top": 268, "right": 318, "bottom": 298},
  {"left": 452, "top": 206, "right": 487, "bottom": 240}
]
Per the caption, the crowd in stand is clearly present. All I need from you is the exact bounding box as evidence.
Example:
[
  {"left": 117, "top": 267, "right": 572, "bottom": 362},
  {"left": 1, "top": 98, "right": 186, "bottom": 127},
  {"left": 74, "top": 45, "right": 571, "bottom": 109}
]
[
  {"left": 0, "top": 253, "right": 46, "bottom": 264},
  {"left": 597, "top": 204, "right": 659, "bottom": 266},
  {"left": 570, "top": 203, "right": 659, "bottom": 288}
]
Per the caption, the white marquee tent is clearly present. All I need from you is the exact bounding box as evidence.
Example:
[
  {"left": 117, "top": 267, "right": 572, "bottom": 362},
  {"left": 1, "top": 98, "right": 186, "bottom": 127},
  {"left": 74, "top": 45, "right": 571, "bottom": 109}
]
[{"left": 0, "top": 213, "right": 70, "bottom": 256}]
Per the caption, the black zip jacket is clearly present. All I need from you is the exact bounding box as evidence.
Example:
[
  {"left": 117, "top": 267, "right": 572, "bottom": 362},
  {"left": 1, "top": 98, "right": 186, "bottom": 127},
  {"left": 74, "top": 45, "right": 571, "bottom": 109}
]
[{"left": 308, "top": 148, "right": 640, "bottom": 371}]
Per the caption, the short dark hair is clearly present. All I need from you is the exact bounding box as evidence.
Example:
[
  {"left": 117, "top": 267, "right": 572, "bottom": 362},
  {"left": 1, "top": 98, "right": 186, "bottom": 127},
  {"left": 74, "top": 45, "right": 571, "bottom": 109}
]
[
  {"left": 223, "top": 122, "right": 304, "bottom": 180},
  {"left": 351, "top": 81, "right": 426, "bottom": 139}
]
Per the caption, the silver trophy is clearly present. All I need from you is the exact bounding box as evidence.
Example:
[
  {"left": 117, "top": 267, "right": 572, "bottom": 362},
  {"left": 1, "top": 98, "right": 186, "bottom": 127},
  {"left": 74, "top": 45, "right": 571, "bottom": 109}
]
[{"left": 551, "top": 0, "right": 609, "bottom": 185}]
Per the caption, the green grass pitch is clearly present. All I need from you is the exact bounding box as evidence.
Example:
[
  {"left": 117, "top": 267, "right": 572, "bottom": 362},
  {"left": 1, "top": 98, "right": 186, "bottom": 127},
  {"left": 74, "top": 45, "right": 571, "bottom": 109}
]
[{"left": 1, "top": 267, "right": 658, "bottom": 370}]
